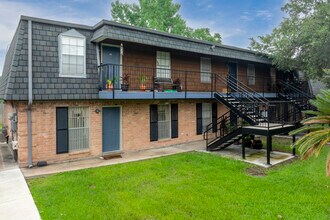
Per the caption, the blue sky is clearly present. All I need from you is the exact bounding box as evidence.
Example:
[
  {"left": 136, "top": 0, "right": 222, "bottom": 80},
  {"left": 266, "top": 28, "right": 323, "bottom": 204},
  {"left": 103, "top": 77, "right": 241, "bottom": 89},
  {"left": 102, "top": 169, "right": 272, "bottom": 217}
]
[{"left": 0, "top": 0, "right": 286, "bottom": 73}]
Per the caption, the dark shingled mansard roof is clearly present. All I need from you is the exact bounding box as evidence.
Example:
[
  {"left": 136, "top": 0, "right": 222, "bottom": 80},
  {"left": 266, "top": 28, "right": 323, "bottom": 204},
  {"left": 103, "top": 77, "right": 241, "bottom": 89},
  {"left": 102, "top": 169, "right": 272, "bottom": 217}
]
[{"left": 0, "top": 16, "right": 271, "bottom": 101}]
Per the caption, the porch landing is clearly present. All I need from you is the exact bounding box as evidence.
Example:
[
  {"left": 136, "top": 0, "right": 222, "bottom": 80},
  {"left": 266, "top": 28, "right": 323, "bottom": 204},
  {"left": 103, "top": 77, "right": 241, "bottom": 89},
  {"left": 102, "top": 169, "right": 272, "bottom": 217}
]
[{"left": 208, "top": 144, "right": 295, "bottom": 168}]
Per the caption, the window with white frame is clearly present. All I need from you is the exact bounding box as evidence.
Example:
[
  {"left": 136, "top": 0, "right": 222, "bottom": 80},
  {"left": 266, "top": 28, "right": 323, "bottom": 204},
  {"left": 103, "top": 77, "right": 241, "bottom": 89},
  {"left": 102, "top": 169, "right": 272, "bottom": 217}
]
[
  {"left": 247, "top": 64, "right": 255, "bottom": 85},
  {"left": 157, "top": 104, "right": 171, "bottom": 139},
  {"left": 202, "top": 103, "right": 212, "bottom": 132},
  {"left": 68, "top": 107, "right": 89, "bottom": 151},
  {"left": 201, "top": 57, "right": 211, "bottom": 83},
  {"left": 59, "top": 29, "right": 86, "bottom": 77},
  {"left": 156, "top": 51, "right": 171, "bottom": 78}
]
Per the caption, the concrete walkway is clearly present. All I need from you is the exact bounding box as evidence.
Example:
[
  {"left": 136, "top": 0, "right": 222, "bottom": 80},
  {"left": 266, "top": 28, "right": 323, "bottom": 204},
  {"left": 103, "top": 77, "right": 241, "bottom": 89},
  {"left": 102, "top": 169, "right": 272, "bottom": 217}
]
[
  {"left": 0, "top": 143, "right": 40, "bottom": 220},
  {"left": 22, "top": 140, "right": 205, "bottom": 178}
]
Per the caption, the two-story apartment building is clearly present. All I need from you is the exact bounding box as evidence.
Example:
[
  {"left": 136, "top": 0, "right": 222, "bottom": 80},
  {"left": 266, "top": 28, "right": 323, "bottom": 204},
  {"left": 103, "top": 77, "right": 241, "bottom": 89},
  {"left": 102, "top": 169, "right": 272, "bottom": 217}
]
[{"left": 1, "top": 16, "right": 304, "bottom": 167}]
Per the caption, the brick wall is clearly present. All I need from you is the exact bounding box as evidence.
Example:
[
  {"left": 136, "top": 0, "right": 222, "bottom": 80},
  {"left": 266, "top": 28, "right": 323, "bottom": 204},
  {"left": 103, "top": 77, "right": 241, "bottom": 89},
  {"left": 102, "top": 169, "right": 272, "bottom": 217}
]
[
  {"left": 100, "top": 40, "right": 273, "bottom": 93},
  {"left": 15, "top": 100, "right": 227, "bottom": 167}
]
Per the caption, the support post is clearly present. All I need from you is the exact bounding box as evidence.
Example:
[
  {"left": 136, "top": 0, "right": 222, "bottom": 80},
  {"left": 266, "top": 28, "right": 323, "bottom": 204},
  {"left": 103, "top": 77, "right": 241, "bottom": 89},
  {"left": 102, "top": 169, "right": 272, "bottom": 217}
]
[
  {"left": 242, "top": 134, "right": 246, "bottom": 159},
  {"left": 292, "top": 135, "right": 296, "bottom": 156},
  {"left": 267, "top": 134, "right": 272, "bottom": 165}
]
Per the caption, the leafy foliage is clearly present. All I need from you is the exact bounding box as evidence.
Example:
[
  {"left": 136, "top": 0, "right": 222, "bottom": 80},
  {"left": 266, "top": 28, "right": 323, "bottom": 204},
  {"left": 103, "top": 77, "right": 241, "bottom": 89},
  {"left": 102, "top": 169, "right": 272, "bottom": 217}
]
[
  {"left": 290, "top": 89, "right": 330, "bottom": 176},
  {"left": 250, "top": 0, "right": 330, "bottom": 85},
  {"left": 111, "top": 0, "right": 221, "bottom": 43}
]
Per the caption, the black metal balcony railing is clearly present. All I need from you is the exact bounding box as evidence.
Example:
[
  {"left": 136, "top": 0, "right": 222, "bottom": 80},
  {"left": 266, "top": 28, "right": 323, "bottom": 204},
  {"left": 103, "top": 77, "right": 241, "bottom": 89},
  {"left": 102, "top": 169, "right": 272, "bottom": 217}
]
[{"left": 98, "top": 63, "right": 274, "bottom": 97}]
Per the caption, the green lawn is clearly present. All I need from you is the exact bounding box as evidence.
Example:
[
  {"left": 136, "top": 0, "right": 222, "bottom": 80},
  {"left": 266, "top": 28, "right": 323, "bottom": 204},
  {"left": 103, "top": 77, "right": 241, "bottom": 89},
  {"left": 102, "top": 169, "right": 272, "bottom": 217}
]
[{"left": 28, "top": 148, "right": 330, "bottom": 220}]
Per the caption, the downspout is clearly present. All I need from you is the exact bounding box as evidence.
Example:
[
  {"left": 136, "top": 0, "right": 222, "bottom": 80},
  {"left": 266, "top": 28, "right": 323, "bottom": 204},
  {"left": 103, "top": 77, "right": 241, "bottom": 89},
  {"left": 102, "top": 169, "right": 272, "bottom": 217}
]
[{"left": 27, "top": 20, "right": 33, "bottom": 168}]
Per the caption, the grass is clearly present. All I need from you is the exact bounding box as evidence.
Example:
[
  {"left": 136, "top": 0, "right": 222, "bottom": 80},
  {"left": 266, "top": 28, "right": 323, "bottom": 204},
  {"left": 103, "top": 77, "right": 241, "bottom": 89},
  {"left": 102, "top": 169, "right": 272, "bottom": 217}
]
[
  {"left": 28, "top": 147, "right": 330, "bottom": 220},
  {"left": 260, "top": 136, "right": 294, "bottom": 153}
]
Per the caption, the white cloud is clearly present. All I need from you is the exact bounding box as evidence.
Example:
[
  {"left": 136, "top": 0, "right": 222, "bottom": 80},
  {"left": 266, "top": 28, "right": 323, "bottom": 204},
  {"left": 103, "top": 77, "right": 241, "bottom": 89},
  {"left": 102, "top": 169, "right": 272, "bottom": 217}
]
[{"left": 256, "top": 10, "right": 272, "bottom": 20}]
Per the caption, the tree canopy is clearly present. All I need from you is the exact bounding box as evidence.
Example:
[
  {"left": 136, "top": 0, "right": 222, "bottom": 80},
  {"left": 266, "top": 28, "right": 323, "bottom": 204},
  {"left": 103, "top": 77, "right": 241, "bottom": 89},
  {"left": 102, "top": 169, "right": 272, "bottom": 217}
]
[
  {"left": 250, "top": 0, "right": 330, "bottom": 84},
  {"left": 111, "top": 0, "right": 221, "bottom": 43}
]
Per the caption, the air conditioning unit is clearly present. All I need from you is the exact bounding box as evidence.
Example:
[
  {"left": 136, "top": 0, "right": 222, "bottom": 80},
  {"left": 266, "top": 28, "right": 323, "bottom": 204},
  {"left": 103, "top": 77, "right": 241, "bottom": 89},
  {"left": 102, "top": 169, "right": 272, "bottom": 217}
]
[{"left": 12, "top": 141, "right": 18, "bottom": 150}]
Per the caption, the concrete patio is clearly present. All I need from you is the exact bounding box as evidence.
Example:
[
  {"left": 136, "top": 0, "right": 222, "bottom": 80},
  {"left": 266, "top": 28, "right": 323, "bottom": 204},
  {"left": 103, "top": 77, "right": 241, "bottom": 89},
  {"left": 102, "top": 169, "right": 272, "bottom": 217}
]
[{"left": 209, "top": 144, "right": 296, "bottom": 168}]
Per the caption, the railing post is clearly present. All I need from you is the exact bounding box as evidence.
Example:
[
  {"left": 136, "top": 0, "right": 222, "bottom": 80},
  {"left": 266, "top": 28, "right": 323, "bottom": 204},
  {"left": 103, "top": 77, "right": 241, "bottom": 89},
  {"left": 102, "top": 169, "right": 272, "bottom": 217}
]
[
  {"left": 153, "top": 67, "right": 155, "bottom": 99},
  {"left": 112, "top": 65, "right": 115, "bottom": 99},
  {"left": 185, "top": 71, "right": 187, "bottom": 99},
  {"left": 211, "top": 73, "right": 213, "bottom": 98},
  {"left": 263, "top": 77, "right": 265, "bottom": 97}
]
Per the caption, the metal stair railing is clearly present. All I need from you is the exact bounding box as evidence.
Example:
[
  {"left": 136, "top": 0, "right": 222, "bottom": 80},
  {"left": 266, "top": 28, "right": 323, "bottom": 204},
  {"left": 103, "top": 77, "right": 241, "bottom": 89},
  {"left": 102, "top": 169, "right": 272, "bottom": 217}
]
[{"left": 203, "top": 110, "right": 241, "bottom": 149}]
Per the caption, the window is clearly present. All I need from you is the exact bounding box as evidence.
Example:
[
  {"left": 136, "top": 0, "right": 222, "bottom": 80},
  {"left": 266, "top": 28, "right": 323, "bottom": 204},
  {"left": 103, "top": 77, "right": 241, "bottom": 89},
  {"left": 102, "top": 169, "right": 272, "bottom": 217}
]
[
  {"left": 59, "top": 29, "right": 86, "bottom": 77},
  {"left": 68, "top": 107, "right": 90, "bottom": 151},
  {"left": 156, "top": 51, "right": 171, "bottom": 78},
  {"left": 247, "top": 64, "right": 255, "bottom": 85},
  {"left": 56, "top": 107, "right": 89, "bottom": 154},
  {"left": 202, "top": 103, "right": 212, "bottom": 132},
  {"left": 201, "top": 57, "right": 211, "bottom": 83},
  {"left": 157, "top": 105, "right": 171, "bottom": 140}
]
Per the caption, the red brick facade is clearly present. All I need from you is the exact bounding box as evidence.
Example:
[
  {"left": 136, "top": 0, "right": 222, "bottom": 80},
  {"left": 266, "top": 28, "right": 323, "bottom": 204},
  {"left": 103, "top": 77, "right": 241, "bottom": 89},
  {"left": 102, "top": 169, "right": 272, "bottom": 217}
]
[
  {"left": 4, "top": 100, "right": 227, "bottom": 167},
  {"left": 101, "top": 40, "right": 274, "bottom": 93}
]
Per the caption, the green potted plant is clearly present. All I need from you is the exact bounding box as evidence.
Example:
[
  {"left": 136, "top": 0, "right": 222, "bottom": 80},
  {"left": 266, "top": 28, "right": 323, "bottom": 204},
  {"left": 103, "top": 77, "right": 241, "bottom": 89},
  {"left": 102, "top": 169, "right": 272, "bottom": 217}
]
[
  {"left": 243, "top": 135, "right": 252, "bottom": 148},
  {"left": 139, "top": 74, "right": 147, "bottom": 91},
  {"left": 173, "top": 78, "right": 182, "bottom": 92},
  {"left": 106, "top": 77, "right": 117, "bottom": 91},
  {"left": 121, "top": 73, "right": 130, "bottom": 91}
]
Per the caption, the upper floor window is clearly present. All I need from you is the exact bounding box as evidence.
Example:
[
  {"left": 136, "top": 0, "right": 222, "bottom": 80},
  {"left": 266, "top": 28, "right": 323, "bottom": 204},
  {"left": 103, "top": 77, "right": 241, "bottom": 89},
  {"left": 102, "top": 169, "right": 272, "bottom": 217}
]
[
  {"left": 59, "top": 29, "right": 86, "bottom": 78},
  {"left": 201, "top": 57, "right": 211, "bottom": 83},
  {"left": 156, "top": 51, "right": 171, "bottom": 78},
  {"left": 247, "top": 64, "right": 255, "bottom": 85}
]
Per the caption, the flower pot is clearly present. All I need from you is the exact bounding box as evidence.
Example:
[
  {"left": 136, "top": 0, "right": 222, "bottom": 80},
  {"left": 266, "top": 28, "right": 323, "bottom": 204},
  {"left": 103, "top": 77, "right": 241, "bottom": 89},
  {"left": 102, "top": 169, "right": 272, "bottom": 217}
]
[
  {"left": 140, "top": 84, "right": 146, "bottom": 91},
  {"left": 252, "top": 140, "right": 263, "bottom": 149},
  {"left": 106, "top": 84, "right": 113, "bottom": 91},
  {"left": 173, "top": 84, "right": 182, "bottom": 92},
  {"left": 243, "top": 141, "right": 252, "bottom": 148},
  {"left": 121, "top": 84, "right": 129, "bottom": 91}
]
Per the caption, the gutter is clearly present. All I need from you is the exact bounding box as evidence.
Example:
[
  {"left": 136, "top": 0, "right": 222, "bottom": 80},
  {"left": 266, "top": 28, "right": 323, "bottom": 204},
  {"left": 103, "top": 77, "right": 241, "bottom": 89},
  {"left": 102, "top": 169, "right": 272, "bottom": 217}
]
[{"left": 27, "top": 20, "right": 33, "bottom": 168}]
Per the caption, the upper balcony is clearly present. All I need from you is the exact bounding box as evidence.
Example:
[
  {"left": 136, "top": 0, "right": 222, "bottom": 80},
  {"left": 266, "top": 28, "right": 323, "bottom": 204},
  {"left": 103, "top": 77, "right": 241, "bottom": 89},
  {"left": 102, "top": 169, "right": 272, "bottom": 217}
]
[{"left": 98, "top": 64, "right": 277, "bottom": 100}]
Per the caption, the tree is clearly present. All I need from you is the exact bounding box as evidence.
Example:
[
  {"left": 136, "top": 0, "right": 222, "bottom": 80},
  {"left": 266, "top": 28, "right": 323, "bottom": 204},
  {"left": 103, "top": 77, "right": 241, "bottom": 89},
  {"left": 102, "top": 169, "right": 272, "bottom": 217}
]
[
  {"left": 250, "top": 0, "right": 330, "bottom": 85},
  {"left": 289, "top": 89, "right": 330, "bottom": 176},
  {"left": 111, "top": 0, "right": 221, "bottom": 43}
]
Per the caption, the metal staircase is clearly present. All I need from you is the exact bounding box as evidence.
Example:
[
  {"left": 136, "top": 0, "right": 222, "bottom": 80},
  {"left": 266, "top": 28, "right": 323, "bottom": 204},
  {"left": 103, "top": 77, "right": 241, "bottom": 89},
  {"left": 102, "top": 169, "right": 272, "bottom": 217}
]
[
  {"left": 204, "top": 110, "right": 242, "bottom": 151},
  {"left": 277, "top": 80, "right": 314, "bottom": 111},
  {"left": 204, "top": 74, "right": 304, "bottom": 152}
]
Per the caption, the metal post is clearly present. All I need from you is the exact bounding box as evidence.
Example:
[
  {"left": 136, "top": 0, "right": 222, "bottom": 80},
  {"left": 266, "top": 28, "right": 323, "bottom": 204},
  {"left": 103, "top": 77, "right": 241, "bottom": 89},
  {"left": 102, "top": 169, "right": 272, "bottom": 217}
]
[
  {"left": 292, "top": 135, "right": 296, "bottom": 156},
  {"left": 112, "top": 65, "right": 115, "bottom": 99},
  {"left": 242, "top": 134, "right": 246, "bottom": 159},
  {"left": 185, "top": 71, "right": 187, "bottom": 99},
  {"left": 153, "top": 68, "right": 155, "bottom": 99},
  {"left": 267, "top": 134, "right": 272, "bottom": 165}
]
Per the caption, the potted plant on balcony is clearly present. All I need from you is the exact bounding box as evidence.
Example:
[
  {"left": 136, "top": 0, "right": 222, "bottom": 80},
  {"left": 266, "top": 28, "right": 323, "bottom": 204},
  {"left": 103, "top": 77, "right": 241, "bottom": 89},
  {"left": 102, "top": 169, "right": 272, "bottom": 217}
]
[
  {"left": 121, "top": 73, "right": 130, "bottom": 91},
  {"left": 139, "top": 74, "right": 147, "bottom": 91},
  {"left": 173, "top": 78, "right": 182, "bottom": 92},
  {"left": 106, "top": 77, "right": 116, "bottom": 91}
]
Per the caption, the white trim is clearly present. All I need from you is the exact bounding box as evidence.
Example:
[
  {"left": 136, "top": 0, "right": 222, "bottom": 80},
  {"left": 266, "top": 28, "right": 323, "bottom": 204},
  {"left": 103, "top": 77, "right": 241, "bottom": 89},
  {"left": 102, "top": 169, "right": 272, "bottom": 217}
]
[
  {"left": 96, "top": 43, "right": 100, "bottom": 66},
  {"left": 58, "top": 29, "right": 86, "bottom": 78},
  {"left": 200, "top": 57, "right": 212, "bottom": 83},
  {"left": 156, "top": 51, "right": 171, "bottom": 78},
  {"left": 67, "top": 106, "right": 90, "bottom": 152},
  {"left": 102, "top": 106, "right": 122, "bottom": 152},
  {"left": 157, "top": 104, "right": 171, "bottom": 140},
  {"left": 247, "top": 63, "right": 256, "bottom": 85}
]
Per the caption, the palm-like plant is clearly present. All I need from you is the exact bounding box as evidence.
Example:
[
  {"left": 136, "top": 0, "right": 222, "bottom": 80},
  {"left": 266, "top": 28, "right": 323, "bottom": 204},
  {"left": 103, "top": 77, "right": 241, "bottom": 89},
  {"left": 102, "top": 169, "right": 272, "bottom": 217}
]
[{"left": 289, "top": 90, "right": 330, "bottom": 176}]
